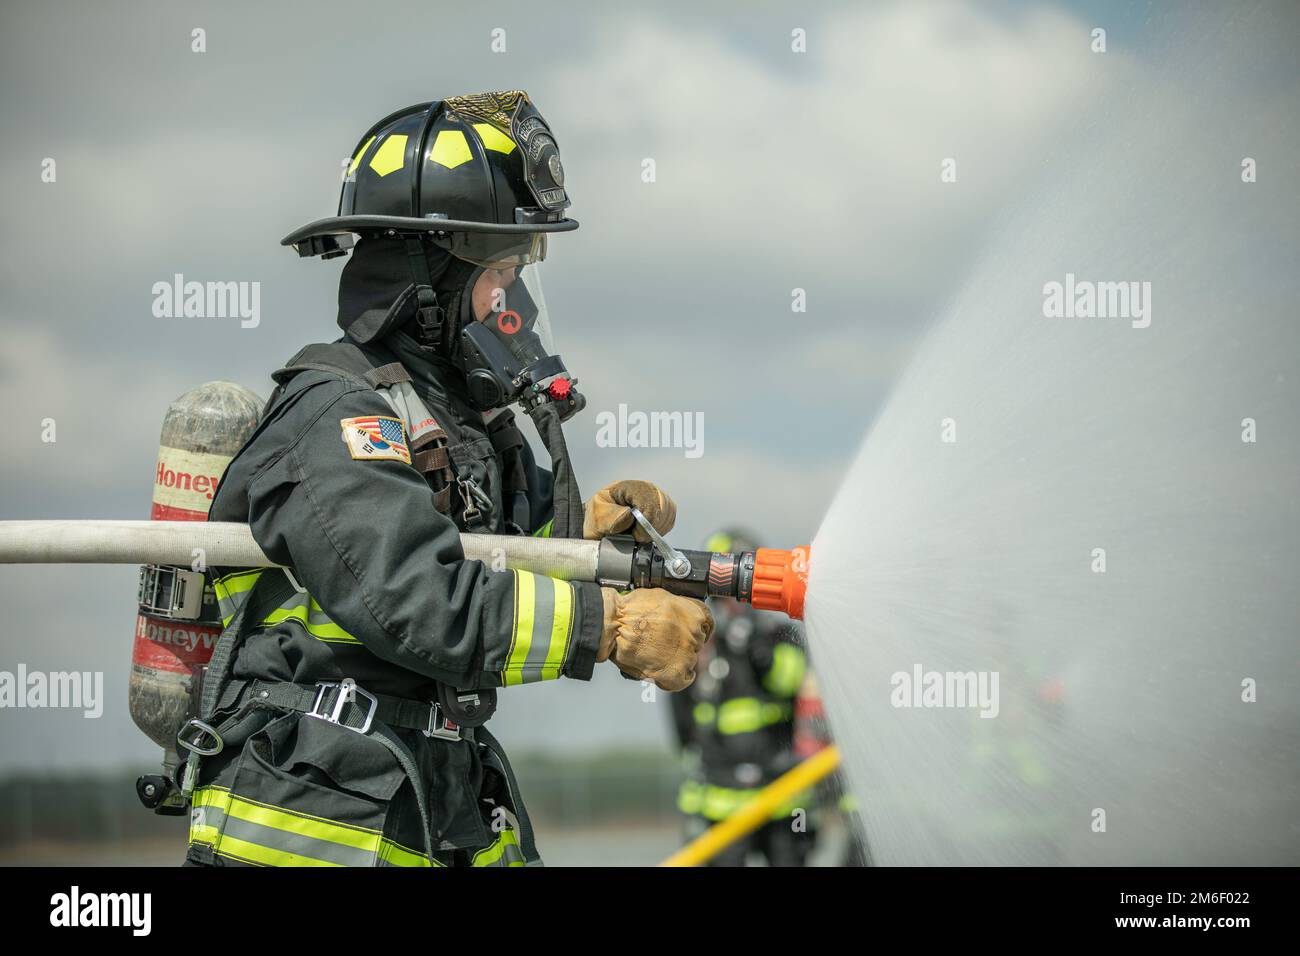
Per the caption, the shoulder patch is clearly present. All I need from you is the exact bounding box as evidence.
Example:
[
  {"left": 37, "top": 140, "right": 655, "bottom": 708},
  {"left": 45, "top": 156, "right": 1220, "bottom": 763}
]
[{"left": 340, "top": 416, "right": 411, "bottom": 463}]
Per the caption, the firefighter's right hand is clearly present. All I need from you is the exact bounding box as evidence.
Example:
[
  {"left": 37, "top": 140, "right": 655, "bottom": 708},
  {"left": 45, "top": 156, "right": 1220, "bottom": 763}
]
[{"left": 597, "top": 588, "right": 714, "bottom": 691}]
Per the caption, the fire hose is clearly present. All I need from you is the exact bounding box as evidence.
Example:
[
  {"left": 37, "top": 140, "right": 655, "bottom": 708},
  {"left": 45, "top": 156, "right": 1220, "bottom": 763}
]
[{"left": 0, "top": 518, "right": 809, "bottom": 619}]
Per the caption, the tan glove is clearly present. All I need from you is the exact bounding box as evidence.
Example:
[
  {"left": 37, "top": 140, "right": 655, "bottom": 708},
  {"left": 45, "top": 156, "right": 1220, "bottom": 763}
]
[
  {"left": 583, "top": 480, "right": 677, "bottom": 542},
  {"left": 597, "top": 588, "right": 714, "bottom": 691}
]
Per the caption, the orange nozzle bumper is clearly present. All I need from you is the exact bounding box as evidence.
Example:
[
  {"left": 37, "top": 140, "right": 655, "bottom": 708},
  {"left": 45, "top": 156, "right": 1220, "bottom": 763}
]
[{"left": 748, "top": 546, "right": 810, "bottom": 620}]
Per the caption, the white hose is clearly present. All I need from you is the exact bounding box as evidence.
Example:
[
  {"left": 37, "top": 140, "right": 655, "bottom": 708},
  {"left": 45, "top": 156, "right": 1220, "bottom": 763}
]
[{"left": 0, "top": 520, "right": 603, "bottom": 583}]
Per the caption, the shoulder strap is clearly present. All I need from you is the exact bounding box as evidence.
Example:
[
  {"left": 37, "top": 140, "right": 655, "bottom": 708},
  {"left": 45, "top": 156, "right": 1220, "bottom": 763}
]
[{"left": 485, "top": 410, "right": 531, "bottom": 532}]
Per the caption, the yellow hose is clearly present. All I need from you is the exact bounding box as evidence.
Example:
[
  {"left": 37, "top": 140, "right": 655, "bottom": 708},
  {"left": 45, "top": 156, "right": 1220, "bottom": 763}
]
[{"left": 659, "top": 745, "right": 842, "bottom": 867}]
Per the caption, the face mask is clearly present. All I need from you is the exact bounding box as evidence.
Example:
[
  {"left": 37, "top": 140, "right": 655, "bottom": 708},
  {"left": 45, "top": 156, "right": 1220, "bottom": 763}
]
[{"left": 458, "top": 263, "right": 585, "bottom": 419}]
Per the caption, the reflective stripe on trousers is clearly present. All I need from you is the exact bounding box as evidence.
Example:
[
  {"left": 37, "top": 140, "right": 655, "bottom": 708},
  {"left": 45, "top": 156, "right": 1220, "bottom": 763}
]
[
  {"left": 188, "top": 786, "right": 525, "bottom": 868},
  {"left": 676, "top": 779, "right": 811, "bottom": 823}
]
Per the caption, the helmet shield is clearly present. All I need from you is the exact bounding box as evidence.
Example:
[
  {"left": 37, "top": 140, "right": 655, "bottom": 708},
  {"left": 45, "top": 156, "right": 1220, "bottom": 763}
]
[
  {"left": 430, "top": 230, "right": 547, "bottom": 269},
  {"left": 459, "top": 262, "right": 575, "bottom": 413}
]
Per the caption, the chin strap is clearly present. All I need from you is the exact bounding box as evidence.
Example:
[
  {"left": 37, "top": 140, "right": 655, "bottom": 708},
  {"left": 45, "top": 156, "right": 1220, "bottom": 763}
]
[{"left": 403, "top": 237, "right": 449, "bottom": 354}]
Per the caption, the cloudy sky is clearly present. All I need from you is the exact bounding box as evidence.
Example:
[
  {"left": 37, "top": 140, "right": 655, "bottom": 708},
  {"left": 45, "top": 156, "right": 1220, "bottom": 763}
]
[{"left": 0, "top": 0, "right": 1291, "bottom": 773}]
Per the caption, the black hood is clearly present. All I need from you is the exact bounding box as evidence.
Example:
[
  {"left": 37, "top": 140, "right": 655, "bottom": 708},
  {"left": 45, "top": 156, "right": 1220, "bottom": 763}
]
[{"left": 336, "top": 237, "right": 475, "bottom": 347}]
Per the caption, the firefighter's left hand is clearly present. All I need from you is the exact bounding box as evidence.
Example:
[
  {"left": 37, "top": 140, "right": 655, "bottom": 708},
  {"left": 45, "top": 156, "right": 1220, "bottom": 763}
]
[{"left": 583, "top": 480, "right": 676, "bottom": 543}]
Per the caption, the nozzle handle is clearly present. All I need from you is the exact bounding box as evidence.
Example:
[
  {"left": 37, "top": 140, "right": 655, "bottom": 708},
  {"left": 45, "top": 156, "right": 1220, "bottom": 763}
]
[{"left": 629, "top": 507, "right": 692, "bottom": 579}]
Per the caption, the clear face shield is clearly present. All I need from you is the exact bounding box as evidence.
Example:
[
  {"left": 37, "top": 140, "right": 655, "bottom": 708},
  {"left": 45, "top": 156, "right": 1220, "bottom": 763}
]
[{"left": 431, "top": 231, "right": 583, "bottom": 418}]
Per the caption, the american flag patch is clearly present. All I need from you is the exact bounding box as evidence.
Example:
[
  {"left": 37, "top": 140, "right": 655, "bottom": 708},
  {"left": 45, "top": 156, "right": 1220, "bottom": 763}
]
[{"left": 340, "top": 416, "right": 411, "bottom": 464}]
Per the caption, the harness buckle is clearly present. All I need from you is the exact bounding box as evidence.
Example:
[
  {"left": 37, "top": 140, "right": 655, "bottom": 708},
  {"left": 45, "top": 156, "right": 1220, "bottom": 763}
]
[
  {"left": 309, "top": 678, "right": 377, "bottom": 735},
  {"left": 176, "top": 718, "right": 224, "bottom": 757},
  {"left": 458, "top": 476, "right": 493, "bottom": 527},
  {"left": 423, "top": 704, "right": 463, "bottom": 741}
]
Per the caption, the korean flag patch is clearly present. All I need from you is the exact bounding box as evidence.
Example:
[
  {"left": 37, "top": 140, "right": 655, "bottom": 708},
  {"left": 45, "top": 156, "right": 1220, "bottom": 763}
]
[{"left": 340, "top": 416, "right": 411, "bottom": 464}]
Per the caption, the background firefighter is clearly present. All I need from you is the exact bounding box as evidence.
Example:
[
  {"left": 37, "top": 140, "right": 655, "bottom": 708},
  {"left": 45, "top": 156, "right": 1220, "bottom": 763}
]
[
  {"left": 669, "top": 528, "right": 812, "bottom": 866},
  {"left": 181, "top": 91, "right": 713, "bottom": 867}
]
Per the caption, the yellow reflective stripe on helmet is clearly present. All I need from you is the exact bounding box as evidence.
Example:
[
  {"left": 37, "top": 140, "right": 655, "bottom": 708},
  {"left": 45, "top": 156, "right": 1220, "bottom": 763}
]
[
  {"left": 348, "top": 135, "right": 376, "bottom": 176},
  {"left": 471, "top": 828, "right": 525, "bottom": 867},
  {"left": 763, "top": 643, "right": 807, "bottom": 697},
  {"left": 716, "top": 697, "right": 792, "bottom": 735},
  {"left": 428, "top": 129, "right": 472, "bottom": 169},
  {"left": 472, "top": 123, "right": 516, "bottom": 155},
  {"left": 368, "top": 133, "right": 408, "bottom": 177}
]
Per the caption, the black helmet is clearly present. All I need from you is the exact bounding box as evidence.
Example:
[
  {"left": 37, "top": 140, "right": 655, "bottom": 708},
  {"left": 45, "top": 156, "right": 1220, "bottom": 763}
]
[{"left": 282, "top": 90, "right": 576, "bottom": 259}]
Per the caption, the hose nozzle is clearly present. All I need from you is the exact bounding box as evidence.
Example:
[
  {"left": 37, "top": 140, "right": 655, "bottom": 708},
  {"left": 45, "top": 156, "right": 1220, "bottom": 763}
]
[{"left": 748, "top": 546, "right": 810, "bottom": 620}]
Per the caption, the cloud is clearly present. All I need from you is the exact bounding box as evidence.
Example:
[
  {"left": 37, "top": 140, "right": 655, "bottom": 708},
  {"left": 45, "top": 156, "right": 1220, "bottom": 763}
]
[
  {"left": 549, "top": 2, "right": 1114, "bottom": 294},
  {"left": 0, "top": 0, "right": 1148, "bottom": 770}
]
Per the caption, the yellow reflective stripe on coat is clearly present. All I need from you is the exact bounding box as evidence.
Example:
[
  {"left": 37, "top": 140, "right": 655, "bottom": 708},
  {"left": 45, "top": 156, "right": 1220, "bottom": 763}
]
[
  {"left": 212, "top": 569, "right": 264, "bottom": 626},
  {"left": 471, "top": 828, "right": 525, "bottom": 867},
  {"left": 502, "top": 570, "right": 575, "bottom": 685},
  {"left": 189, "top": 786, "right": 435, "bottom": 868},
  {"left": 762, "top": 643, "right": 807, "bottom": 697},
  {"left": 532, "top": 518, "right": 554, "bottom": 538},
  {"left": 715, "top": 697, "right": 792, "bottom": 735},
  {"left": 262, "top": 593, "right": 363, "bottom": 645},
  {"left": 217, "top": 570, "right": 364, "bottom": 646}
]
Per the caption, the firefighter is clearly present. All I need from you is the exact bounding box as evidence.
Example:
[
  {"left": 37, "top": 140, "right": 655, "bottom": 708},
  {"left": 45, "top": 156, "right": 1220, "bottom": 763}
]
[
  {"left": 670, "top": 528, "right": 812, "bottom": 866},
  {"left": 792, "top": 672, "right": 871, "bottom": 866},
  {"left": 180, "top": 91, "right": 714, "bottom": 867}
]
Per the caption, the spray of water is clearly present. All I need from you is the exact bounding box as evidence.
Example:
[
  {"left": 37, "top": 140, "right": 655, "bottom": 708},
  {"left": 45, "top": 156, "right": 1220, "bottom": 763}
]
[{"left": 806, "top": 5, "right": 1299, "bottom": 865}]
